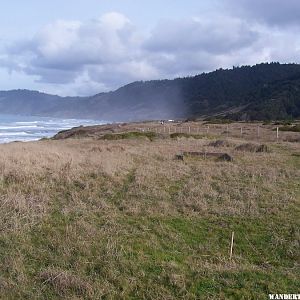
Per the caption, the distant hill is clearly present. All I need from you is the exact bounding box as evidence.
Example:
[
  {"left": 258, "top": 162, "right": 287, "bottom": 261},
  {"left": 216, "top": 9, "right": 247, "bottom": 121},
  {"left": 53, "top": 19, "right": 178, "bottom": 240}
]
[{"left": 0, "top": 62, "right": 300, "bottom": 121}]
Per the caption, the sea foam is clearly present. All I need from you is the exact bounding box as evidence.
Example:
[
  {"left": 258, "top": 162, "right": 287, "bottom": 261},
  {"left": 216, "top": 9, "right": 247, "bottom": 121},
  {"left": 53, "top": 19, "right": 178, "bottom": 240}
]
[{"left": 0, "top": 114, "right": 103, "bottom": 143}]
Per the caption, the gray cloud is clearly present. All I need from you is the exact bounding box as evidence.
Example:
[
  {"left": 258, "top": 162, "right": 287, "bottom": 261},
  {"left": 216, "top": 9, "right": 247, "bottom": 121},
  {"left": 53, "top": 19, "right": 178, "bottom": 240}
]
[
  {"left": 144, "top": 16, "right": 259, "bottom": 54},
  {"left": 224, "top": 0, "right": 300, "bottom": 27},
  {"left": 1, "top": 5, "right": 300, "bottom": 96},
  {"left": 6, "top": 13, "right": 148, "bottom": 87},
  {"left": 143, "top": 15, "right": 260, "bottom": 78}
]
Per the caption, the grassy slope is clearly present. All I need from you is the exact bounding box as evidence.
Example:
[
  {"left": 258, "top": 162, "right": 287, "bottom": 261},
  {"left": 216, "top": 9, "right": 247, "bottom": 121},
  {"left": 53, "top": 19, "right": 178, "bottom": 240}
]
[{"left": 0, "top": 136, "right": 298, "bottom": 299}]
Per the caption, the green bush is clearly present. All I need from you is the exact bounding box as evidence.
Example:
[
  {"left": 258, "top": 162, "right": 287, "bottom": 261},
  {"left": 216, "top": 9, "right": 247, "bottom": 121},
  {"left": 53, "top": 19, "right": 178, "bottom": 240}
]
[
  {"left": 203, "top": 118, "right": 233, "bottom": 125},
  {"left": 170, "top": 133, "right": 204, "bottom": 139},
  {"left": 100, "top": 131, "right": 157, "bottom": 141},
  {"left": 277, "top": 125, "right": 300, "bottom": 132}
]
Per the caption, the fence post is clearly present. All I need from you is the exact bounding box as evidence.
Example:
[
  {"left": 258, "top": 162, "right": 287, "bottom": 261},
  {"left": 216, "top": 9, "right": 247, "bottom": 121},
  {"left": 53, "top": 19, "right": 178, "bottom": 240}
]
[
  {"left": 230, "top": 231, "right": 234, "bottom": 260},
  {"left": 276, "top": 127, "right": 279, "bottom": 141}
]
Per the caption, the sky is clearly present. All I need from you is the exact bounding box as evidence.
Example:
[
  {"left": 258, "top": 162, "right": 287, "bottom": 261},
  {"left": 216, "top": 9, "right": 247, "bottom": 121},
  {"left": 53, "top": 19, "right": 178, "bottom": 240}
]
[{"left": 0, "top": 0, "right": 300, "bottom": 96}]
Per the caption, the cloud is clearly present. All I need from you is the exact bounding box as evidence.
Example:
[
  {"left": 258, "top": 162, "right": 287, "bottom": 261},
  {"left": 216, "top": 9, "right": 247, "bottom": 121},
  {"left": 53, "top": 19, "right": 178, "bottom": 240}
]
[
  {"left": 4, "top": 12, "right": 153, "bottom": 93},
  {"left": 223, "top": 0, "right": 300, "bottom": 27},
  {"left": 143, "top": 15, "right": 260, "bottom": 77},
  {"left": 2, "top": 7, "right": 300, "bottom": 96},
  {"left": 144, "top": 16, "right": 258, "bottom": 54}
]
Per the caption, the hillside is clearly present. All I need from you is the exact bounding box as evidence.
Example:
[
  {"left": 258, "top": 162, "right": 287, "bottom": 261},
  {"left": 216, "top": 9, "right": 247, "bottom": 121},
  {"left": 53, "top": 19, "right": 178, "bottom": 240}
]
[{"left": 0, "top": 63, "right": 300, "bottom": 121}]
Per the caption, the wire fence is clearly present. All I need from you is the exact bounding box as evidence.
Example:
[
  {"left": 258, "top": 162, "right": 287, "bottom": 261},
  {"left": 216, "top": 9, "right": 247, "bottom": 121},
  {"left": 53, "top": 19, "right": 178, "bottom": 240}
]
[{"left": 138, "top": 123, "right": 300, "bottom": 143}]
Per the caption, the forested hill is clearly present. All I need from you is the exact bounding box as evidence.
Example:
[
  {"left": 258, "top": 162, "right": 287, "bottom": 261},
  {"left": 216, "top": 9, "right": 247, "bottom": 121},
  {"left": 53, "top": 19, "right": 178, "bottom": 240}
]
[
  {"left": 181, "top": 62, "right": 300, "bottom": 120},
  {"left": 0, "top": 63, "right": 300, "bottom": 121}
]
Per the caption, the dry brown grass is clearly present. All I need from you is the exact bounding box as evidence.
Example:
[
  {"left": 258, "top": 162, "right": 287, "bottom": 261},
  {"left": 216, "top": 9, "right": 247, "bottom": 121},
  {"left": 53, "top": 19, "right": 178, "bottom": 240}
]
[
  {"left": 0, "top": 138, "right": 299, "bottom": 218},
  {"left": 0, "top": 135, "right": 298, "bottom": 223},
  {"left": 39, "top": 269, "right": 93, "bottom": 297},
  {"left": 0, "top": 129, "right": 298, "bottom": 299}
]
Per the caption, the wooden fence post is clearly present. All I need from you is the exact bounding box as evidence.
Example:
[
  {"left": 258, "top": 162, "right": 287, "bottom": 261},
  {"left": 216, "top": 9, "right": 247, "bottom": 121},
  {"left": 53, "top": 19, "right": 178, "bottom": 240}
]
[{"left": 230, "top": 231, "right": 234, "bottom": 260}]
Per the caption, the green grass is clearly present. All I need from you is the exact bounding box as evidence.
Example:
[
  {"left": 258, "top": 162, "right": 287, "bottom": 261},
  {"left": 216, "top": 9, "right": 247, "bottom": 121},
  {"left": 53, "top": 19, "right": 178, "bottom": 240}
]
[
  {"left": 99, "top": 131, "right": 157, "bottom": 141},
  {"left": 0, "top": 214, "right": 298, "bottom": 299}
]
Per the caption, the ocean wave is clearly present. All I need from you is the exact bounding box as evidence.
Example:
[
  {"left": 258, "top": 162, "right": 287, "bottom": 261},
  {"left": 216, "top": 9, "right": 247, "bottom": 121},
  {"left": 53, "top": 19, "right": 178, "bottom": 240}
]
[
  {"left": 14, "top": 121, "right": 39, "bottom": 125},
  {"left": 0, "top": 125, "right": 39, "bottom": 130},
  {"left": 0, "top": 132, "right": 30, "bottom": 136},
  {"left": 0, "top": 115, "right": 104, "bottom": 143}
]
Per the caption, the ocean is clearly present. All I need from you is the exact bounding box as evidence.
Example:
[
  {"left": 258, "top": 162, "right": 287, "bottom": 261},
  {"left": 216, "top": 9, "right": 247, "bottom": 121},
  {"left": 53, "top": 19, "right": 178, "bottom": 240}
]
[{"left": 0, "top": 114, "right": 104, "bottom": 143}]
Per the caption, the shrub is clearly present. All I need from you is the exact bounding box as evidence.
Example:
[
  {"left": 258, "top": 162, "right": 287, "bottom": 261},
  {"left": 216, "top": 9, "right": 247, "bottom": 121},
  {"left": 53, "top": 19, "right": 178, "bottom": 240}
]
[
  {"left": 100, "top": 131, "right": 157, "bottom": 141},
  {"left": 277, "top": 125, "right": 300, "bottom": 132}
]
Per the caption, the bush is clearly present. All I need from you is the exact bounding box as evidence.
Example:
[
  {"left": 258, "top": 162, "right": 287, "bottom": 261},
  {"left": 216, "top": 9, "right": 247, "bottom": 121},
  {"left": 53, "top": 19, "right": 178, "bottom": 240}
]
[
  {"left": 170, "top": 133, "right": 204, "bottom": 139},
  {"left": 274, "top": 121, "right": 293, "bottom": 126},
  {"left": 203, "top": 118, "right": 233, "bottom": 124},
  {"left": 277, "top": 125, "right": 300, "bottom": 132},
  {"left": 100, "top": 131, "right": 157, "bottom": 141}
]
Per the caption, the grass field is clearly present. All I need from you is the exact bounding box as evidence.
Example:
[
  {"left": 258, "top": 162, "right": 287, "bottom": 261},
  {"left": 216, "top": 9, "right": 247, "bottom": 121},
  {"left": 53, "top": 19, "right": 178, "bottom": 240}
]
[{"left": 0, "top": 125, "right": 299, "bottom": 299}]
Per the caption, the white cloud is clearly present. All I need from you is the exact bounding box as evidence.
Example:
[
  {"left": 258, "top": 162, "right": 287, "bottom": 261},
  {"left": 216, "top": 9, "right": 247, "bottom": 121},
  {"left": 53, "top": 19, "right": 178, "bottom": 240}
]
[
  {"left": 4, "top": 12, "right": 151, "bottom": 94},
  {"left": 1, "top": 8, "right": 300, "bottom": 96}
]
